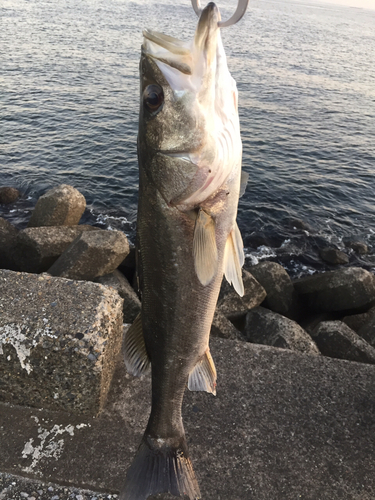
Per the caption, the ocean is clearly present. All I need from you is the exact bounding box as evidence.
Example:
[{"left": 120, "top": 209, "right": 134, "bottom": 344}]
[{"left": 1, "top": 0, "right": 374, "bottom": 277}]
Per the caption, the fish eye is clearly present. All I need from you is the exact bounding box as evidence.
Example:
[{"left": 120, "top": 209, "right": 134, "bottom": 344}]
[{"left": 143, "top": 84, "right": 164, "bottom": 113}]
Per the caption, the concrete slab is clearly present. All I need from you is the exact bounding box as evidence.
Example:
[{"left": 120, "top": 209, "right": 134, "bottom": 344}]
[
  {"left": 0, "top": 270, "right": 123, "bottom": 414},
  {"left": 1, "top": 339, "right": 375, "bottom": 499}
]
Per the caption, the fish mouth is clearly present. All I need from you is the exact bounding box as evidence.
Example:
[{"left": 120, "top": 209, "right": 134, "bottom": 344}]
[{"left": 142, "top": 3, "right": 221, "bottom": 92}]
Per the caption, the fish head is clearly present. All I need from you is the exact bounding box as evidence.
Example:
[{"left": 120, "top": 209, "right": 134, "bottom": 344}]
[{"left": 139, "top": 2, "right": 242, "bottom": 209}]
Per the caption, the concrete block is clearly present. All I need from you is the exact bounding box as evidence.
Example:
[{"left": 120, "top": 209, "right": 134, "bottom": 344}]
[
  {"left": 0, "top": 270, "right": 123, "bottom": 414},
  {"left": 48, "top": 230, "right": 130, "bottom": 281},
  {"left": 27, "top": 185, "right": 86, "bottom": 228}
]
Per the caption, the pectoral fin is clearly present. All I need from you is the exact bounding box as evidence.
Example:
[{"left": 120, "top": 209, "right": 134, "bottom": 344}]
[
  {"left": 193, "top": 209, "right": 218, "bottom": 286},
  {"left": 188, "top": 349, "right": 217, "bottom": 395},
  {"left": 124, "top": 314, "right": 151, "bottom": 376},
  {"left": 224, "top": 223, "right": 245, "bottom": 297}
]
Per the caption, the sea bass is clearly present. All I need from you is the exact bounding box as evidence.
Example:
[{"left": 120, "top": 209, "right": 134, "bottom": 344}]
[{"left": 121, "top": 2, "right": 247, "bottom": 499}]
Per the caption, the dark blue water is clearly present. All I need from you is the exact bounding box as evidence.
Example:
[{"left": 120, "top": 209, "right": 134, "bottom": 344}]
[{"left": 1, "top": 0, "right": 374, "bottom": 276}]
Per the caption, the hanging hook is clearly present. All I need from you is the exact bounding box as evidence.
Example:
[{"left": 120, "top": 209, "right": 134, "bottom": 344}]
[{"left": 191, "top": 0, "right": 249, "bottom": 28}]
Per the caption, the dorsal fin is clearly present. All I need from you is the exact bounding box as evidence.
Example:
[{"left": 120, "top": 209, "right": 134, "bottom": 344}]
[
  {"left": 188, "top": 349, "right": 217, "bottom": 395},
  {"left": 193, "top": 208, "right": 218, "bottom": 286},
  {"left": 224, "top": 223, "right": 244, "bottom": 297},
  {"left": 124, "top": 314, "right": 151, "bottom": 377}
]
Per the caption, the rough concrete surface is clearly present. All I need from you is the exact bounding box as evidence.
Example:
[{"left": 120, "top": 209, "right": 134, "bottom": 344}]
[
  {"left": 1, "top": 339, "right": 375, "bottom": 500},
  {"left": 13, "top": 226, "right": 96, "bottom": 274},
  {"left": 48, "top": 231, "right": 129, "bottom": 281},
  {"left": 27, "top": 185, "right": 86, "bottom": 228},
  {"left": 0, "top": 270, "right": 123, "bottom": 414}
]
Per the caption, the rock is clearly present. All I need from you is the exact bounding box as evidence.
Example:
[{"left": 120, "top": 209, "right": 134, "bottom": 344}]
[
  {"left": 300, "top": 311, "right": 341, "bottom": 335},
  {"left": 13, "top": 225, "right": 97, "bottom": 274},
  {"left": 118, "top": 245, "right": 136, "bottom": 283},
  {"left": 0, "top": 187, "right": 20, "bottom": 204},
  {"left": 358, "top": 312, "right": 375, "bottom": 348},
  {"left": 0, "top": 218, "right": 19, "bottom": 270},
  {"left": 345, "top": 241, "right": 368, "bottom": 255},
  {"left": 342, "top": 306, "right": 375, "bottom": 333},
  {"left": 0, "top": 270, "right": 123, "bottom": 414},
  {"left": 210, "top": 310, "right": 244, "bottom": 341},
  {"left": 244, "top": 306, "right": 320, "bottom": 355},
  {"left": 27, "top": 185, "right": 86, "bottom": 227},
  {"left": 294, "top": 267, "right": 375, "bottom": 312},
  {"left": 319, "top": 247, "right": 349, "bottom": 265},
  {"left": 311, "top": 321, "right": 375, "bottom": 365},
  {"left": 48, "top": 230, "right": 130, "bottom": 281},
  {"left": 247, "top": 261, "right": 294, "bottom": 316},
  {"left": 95, "top": 270, "right": 141, "bottom": 324},
  {"left": 216, "top": 269, "right": 266, "bottom": 319},
  {"left": 289, "top": 218, "right": 312, "bottom": 232}
]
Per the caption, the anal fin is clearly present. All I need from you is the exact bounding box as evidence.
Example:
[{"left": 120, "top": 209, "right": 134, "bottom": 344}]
[
  {"left": 124, "top": 313, "right": 151, "bottom": 377},
  {"left": 193, "top": 208, "right": 218, "bottom": 286},
  {"left": 188, "top": 349, "right": 217, "bottom": 396},
  {"left": 224, "top": 222, "right": 245, "bottom": 297}
]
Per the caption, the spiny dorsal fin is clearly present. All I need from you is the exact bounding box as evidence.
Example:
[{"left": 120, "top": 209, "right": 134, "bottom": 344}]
[
  {"left": 224, "top": 223, "right": 245, "bottom": 297},
  {"left": 239, "top": 170, "right": 249, "bottom": 198},
  {"left": 188, "top": 349, "right": 217, "bottom": 396},
  {"left": 124, "top": 314, "right": 151, "bottom": 377},
  {"left": 193, "top": 208, "right": 218, "bottom": 286}
]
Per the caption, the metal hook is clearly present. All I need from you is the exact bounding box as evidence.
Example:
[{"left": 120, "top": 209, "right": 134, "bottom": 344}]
[{"left": 191, "top": 0, "right": 250, "bottom": 28}]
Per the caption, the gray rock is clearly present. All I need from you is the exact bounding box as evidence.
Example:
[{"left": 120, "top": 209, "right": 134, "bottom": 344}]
[
  {"left": 342, "top": 306, "right": 375, "bottom": 333},
  {"left": 27, "top": 185, "right": 86, "bottom": 227},
  {"left": 247, "top": 261, "right": 294, "bottom": 315},
  {"left": 294, "top": 267, "right": 375, "bottom": 312},
  {"left": 217, "top": 269, "right": 266, "bottom": 319},
  {"left": 0, "top": 270, "right": 123, "bottom": 414},
  {"left": 210, "top": 310, "right": 243, "bottom": 341},
  {"left": 13, "top": 225, "right": 97, "bottom": 273},
  {"left": 48, "top": 230, "right": 130, "bottom": 281},
  {"left": 0, "top": 218, "right": 19, "bottom": 270},
  {"left": 345, "top": 241, "right": 369, "bottom": 255},
  {"left": 244, "top": 306, "right": 320, "bottom": 355},
  {"left": 95, "top": 269, "right": 141, "bottom": 324},
  {"left": 358, "top": 312, "right": 375, "bottom": 348},
  {"left": 319, "top": 247, "right": 349, "bottom": 265},
  {"left": 311, "top": 321, "right": 375, "bottom": 365},
  {"left": 0, "top": 187, "right": 20, "bottom": 204}
]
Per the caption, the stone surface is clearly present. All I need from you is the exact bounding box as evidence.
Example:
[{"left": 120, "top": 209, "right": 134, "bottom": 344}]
[
  {"left": 0, "top": 217, "right": 19, "bottom": 270},
  {"left": 0, "top": 187, "right": 20, "bottom": 204},
  {"left": 319, "top": 247, "right": 349, "bottom": 265},
  {"left": 27, "top": 185, "right": 86, "bottom": 228},
  {"left": 294, "top": 267, "right": 375, "bottom": 312},
  {"left": 247, "top": 261, "right": 294, "bottom": 315},
  {"left": 13, "top": 225, "right": 97, "bottom": 274},
  {"left": 342, "top": 306, "right": 375, "bottom": 333},
  {"left": 217, "top": 269, "right": 266, "bottom": 319},
  {"left": 1, "top": 339, "right": 375, "bottom": 499},
  {"left": 95, "top": 269, "right": 141, "bottom": 324},
  {"left": 244, "top": 306, "right": 320, "bottom": 355},
  {"left": 210, "top": 310, "right": 243, "bottom": 341},
  {"left": 0, "top": 270, "right": 123, "bottom": 414},
  {"left": 311, "top": 320, "right": 375, "bottom": 365},
  {"left": 48, "top": 230, "right": 130, "bottom": 281},
  {"left": 345, "top": 240, "right": 369, "bottom": 255},
  {"left": 358, "top": 313, "right": 375, "bottom": 348}
]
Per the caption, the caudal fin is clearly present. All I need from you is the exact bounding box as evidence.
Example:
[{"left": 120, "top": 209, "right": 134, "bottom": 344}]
[{"left": 120, "top": 434, "right": 201, "bottom": 500}]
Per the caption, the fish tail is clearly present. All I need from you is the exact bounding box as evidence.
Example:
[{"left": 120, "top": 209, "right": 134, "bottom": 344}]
[{"left": 120, "top": 433, "right": 201, "bottom": 500}]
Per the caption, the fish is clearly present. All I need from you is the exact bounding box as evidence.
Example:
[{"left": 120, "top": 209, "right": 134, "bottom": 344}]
[{"left": 120, "top": 2, "right": 247, "bottom": 499}]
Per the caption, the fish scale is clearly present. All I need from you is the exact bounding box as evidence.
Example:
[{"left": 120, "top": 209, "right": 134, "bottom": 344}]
[{"left": 120, "top": 3, "right": 247, "bottom": 499}]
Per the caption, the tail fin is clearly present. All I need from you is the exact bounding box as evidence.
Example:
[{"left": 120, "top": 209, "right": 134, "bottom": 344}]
[{"left": 120, "top": 434, "right": 201, "bottom": 500}]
